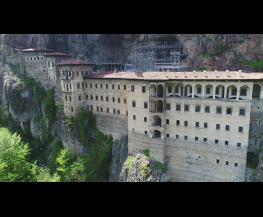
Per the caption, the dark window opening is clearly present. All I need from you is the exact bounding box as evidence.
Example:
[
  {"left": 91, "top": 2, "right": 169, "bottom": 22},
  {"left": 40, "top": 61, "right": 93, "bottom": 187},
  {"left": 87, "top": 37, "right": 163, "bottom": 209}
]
[
  {"left": 216, "top": 159, "right": 219, "bottom": 164},
  {"left": 124, "top": 99, "right": 126, "bottom": 104},
  {"left": 237, "top": 143, "right": 241, "bottom": 147},
  {"left": 204, "top": 123, "right": 207, "bottom": 128},
  {"left": 176, "top": 135, "right": 179, "bottom": 139},
  {"left": 240, "top": 109, "right": 245, "bottom": 116},
  {"left": 144, "top": 102, "right": 148, "bottom": 109},
  {"left": 204, "top": 138, "right": 207, "bottom": 142},
  {"left": 239, "top": 127, "right": 243, "bottom": 132},
  {"left": 131, "top": 85, "right": 134, "bottom": 91},
  {"left": 77, "top": 84, "right": 80, "bottom": 89},
  {"left": 196, "top": 122, "right": 199, "bottom": 127},
  {"left": 235, "top": 163, "right": 238, "bottom": 167},
  {"left": 142, "top": 86, "right": 145, "bottom": 92},
  {"left": 101, "top": 107, "right": 103, "bottom": 112},
  {"left": 79, "top": 96, "right": 81, "bottom": 101},
  {"left": 225, "top": 141, "right": 228, "bottom": 145},
  {"left": 197, "top": 87, "right": 201, "bottom": 94},
  {"left": 226, "top": 161, "right": 229, "bottom": 165},
  {"left": 184, "top": 121, "right": 188, "bottom": 126},
  {"left": 166, "top": 104, "right": 171, "bottom": 110},
  {"left": 215, "top": 139, "right": 218, "bottom": 144},
  {"left": 113, "top": 97, "right": 115, "bottom": 102},
  {"left": 195, "top": 106, "right": 200, "bottom": 112},
  {"left": 166, "top": 119, "right": 169, "bottom": 124},
  {"left": 216, "top": 124, "right": 220, "bottom": 130},
  {"left": 95, "top": 84, "right": 97, "bottom": 88},
  {"left": 132, "top": 101, "right": 136, "bottom": 107},
  {"left": 118, "top": 98, "right": 120, "bottom": 103},
  {"left": 241, "top": 88, "right": 247, "bottom": 96},
  {"left": 112, "top": 84, "right": 114, "bottom": 89},
  {"left": 184, "top": 135, "right": 188, "bottom": 140},
  {"left": 217, "top": 107, "right": 222, "bottom": 114},
  {"left": 90, "top": 83, "right": 92, "bottom": 88},
  {"left": 96, "top": 96, "right": 98, "bottom": 100},
  {"left": 176, "top": 105, "right": 181, "bottom": 111},
  {"left": 168, "top": 86, "right": 172, "bottom": 93},
  {"left": 101, "top": 84, "right": 103, "bottom": 88},
  {"left": 117, "top": 110, "right": 120, "bottom": 114},
  {"left": 124, "top": 85, "right": 126, "bottom": 90},
  {"left": 86, "top": 95, "right": 88, "bottom": 99},
  {"left": 232, "top": 88, "right": 237, "bottom": 96},
  {"left": 107, "top": 108, "right": 109, "bottom": 113},
  {"left": 205, "top": 106, "right": 210, "bottom": 113},
  {"left": 101, "top": 96, "right": 103, "bottom": 101},
  {"left": 226, "top": 125, "right": 230, "bottom": 131},
  {"left": 144, "top": 117, "right": 147, "bottom": 122},
  {"left": 195, "top": 137, "right": 198, "bottom": 141},
  {"left": 106, "top": 97, "right": 108, "bottom": 101},
  {"left": 185, "top": 105, "right": 189, "bottom": 111},
  {"left": 227, "top": 108, "right": 232, "bottom": 115},
  {"left": 106, "top": 84, "right": 108, "bottom": 89},
  {"left": 145, "top": 131, "right": 148, "bottom": 135},
  {"left": 177, "top": 120, "right": 180, "bottom": 126},
  {"left": 206, "top": 87, "right": 210, "bottom": 94},
  {"left": 133, "top": 115, "right": 136, "bottom": 120},
  {"left": 118, "top": 84, "right": 120, "bottom": 89}
]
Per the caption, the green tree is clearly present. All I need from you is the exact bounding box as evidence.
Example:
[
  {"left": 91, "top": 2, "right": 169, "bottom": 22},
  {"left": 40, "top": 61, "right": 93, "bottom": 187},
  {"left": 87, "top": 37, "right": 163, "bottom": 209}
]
[{"left": 0, "top": 128, "right": 35, "bottom": 182}]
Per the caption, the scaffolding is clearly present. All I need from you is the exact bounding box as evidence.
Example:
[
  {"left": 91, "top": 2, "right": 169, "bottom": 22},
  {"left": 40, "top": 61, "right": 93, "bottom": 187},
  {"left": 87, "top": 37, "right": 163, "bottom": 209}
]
[
  {"left": 92, "top": 62, "right": 124, "bottom": 73},
  {"left": 129, "top": 41, "right": 187, "bottom": 72}
]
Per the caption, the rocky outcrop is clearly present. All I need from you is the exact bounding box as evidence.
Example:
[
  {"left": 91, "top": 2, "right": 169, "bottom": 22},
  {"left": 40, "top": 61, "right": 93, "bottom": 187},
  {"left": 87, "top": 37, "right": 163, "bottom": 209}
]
[
  {"left": 118, "top": 152, "right": 164, "bottom": 182},
  {"left": 2, "top": 34, "right": 263, "bottom": 72}
]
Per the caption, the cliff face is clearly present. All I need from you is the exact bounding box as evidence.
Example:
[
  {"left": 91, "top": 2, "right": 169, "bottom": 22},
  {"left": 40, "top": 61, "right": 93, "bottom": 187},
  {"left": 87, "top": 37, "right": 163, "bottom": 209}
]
[{"left": 2, "top": 34, "right": 263, "bottom": 72}]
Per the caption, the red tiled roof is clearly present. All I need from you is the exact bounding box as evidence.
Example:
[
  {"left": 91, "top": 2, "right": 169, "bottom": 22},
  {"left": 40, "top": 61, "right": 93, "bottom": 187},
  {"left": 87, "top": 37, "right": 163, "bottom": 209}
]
[
  {"left": 22, "top": 47, "right": 55, "bottom": 52},
  {"left": 56, "top": 58, "right": 96, "bottom": 66},
  {"left": 83, "top": 71, "right": 263, "bottom": 81},
  {"left": 43, "top": 52, "right": 72, "bottom": 57}
]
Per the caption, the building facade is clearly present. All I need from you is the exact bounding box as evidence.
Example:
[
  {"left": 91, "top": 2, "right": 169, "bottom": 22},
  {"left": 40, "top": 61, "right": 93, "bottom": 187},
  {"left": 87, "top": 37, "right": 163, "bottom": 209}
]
[{"left": 20, "top": 48, "right": 263, "bottom": 182}]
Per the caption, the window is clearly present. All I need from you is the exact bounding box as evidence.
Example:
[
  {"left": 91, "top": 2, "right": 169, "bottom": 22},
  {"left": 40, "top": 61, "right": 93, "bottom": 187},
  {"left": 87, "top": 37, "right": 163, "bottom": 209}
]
[
  {"left": 206, "top": 87, "right": 210, "bottom": 94},
  {"left": 70, "top": 85, "right": 71, "bottom": 89},
  {"left": 176, "top": 105, "right": 181, "bottom": 111},
  {"left": 71, "top": 107, "right": 73, "bottom": 112},
  {"left": 106, "top": 84, "right": 108, "bottom": 89},
  {"left": 118, "top": 84, "right": 120, "bottom": 89},
  {"left": 112, "top": 84, "right": 114, "bottom": 89},
  {"left": 215, "top": 87, "right": 219, "bottom": 95},
  {"left": 79, "top": 96, "right": 81, "bottom": 101},
  {"left": 241, "top": 88, "right": 247, "bottom": 96},
  {"left": 166, "top": 104, "right": 171, "bottom": 110},
  {"left": 107, "top": 108, "right": 109, "bottom": 113},
  {"left": 196, "top": 122, "right": 199, "bottom": 127},
  {"left": 235, "top": 163, "right": 238, "bottom": 167},
  {"left": 85, "top": 83, "right": 87, "bottom": 88},
  {"left": 133, "top": 115, "right": 136, "bottom": 120},
  {"left": 225, "top": 125, "right": 230, "bottom": 131},
  {"left": 86, "top": 71, "right": 88, "bottom": 75},
  {"left": 43, "top": 69, "right": 45, "bottom": 73},
  {"left": 176, "top": 135, "right": 179, "bottom": 139},
  {"left": 144, "top": 102, "right": 148, "bottom": 109},
  {"left": 126, "top": 111, "right": 128, "bottom": 116},
  {"left": 77, "top": 84, "right": 80, "bottom": 89},
  {"left": 184, "top": 105, "right": 189, "bottom": 111},
  {"left": 48, "top": 61, "right": 50, "bottom": 67},
  {"left": 204, "top": 138, "right": 207, "bottom": 142},
  {"left": 197, "top": 87, "right": 201, "bottom": 94},
  {"left": 77, "top": 71, "right": 79, "bottom": 76},
  {"left": 168, "top": 86, "right": 172, "bottom": 93},
  {"left": 124, "top": 99, "right": 126, "bottom": 104},
  {"left": 97, "top": 107, "right": 99, "bottom": 111},
  {"left": 86, "top": 95, "right": 88, "bottom": 99},
  {"left": 144, "top": 117, "right": 147, "bottom": 122},
  {"left": 204, "top": 123, "right": 208, "bottom": 128},
  {"left": 184, "top": 121, "right": 188, "bottom": 126},
  {"left": 96, "top": 96, "right": 98, "bottom": 100},
  {"left": 195, "top": 137, "right": 198, "bottom": 141},
  {"left": 232, "top": 88, "right": 237, "bottom": 95},
  {"left": 90, "top": 105, "right": 93, "bottom": 111},
  {"left": 65, "top": 96, "right": 67, "bottom": 101},
  {"left": 82, "top": 83, "right": 84, "bottom": 88},
  {"left": 69, "top": 96, "right": 71, "bottom": 101},
  {"left": 225, "top": 141, "right": 228, "bottom": 145},
  {"left": 95, "top": 84, "right": 97, "bottom": 88},
  {"left": 216, "top": 107, "right": 222, "bottom": 114},
  {"left": 100, "top": 84, "right": 103, "bottom": 88},
  {"left": 205, "top": 106, "right": 210, "bottom": 113},
  {"left": 237, "top": 143, "right": 241, "bottom": 148},
  {"left": 145, "top": 131, "right": 148, "bottom": 135},
  {"left": 112, "top": 97, "right": 115, "bottom": 102},
  {"left": 195, "top": 106, "right": 200, "bottom": 112},
  {"left": 132, "top": 101, "right": 136, "bottom": 107},
  {"left": 132, "top": 128, "right": 135, "bottom": 133},
  {"left": 215, "top": 139, "right": 218, "bottom": 144},
  {"left": 184, "top": 135, "right": 188, "bottom": 140},
  {"left": 226, "top": 161, "right": 229, "bottom": 165},
  {"left": 91, "top": 95, "right": 93, "bottom": 100},
  {"left": 113, "top": 109, "right": 116, "bottom": 114},
  {"left": 101, "top": 107, "right": 103, "bottom": 112},
  {"left": 52, "top": 62, "right": 54, "bottom": 67},
  {"left": 176, "top": 120, "right": 180, "bottom": 126},
  {"left": 240, "top": 109, "right": 245, "bottom": 116},
  {"left": 216, "top": 159, "right": 219, "bottom": 164},
  {"left": 106, "top": 97, "right": 108, "bottom": 101},
  {"left": 166, "top": 119, "right": 169, "bottom": 124},
  {"left": 239, "top": 127, "right": 243, "bottom": 132},
  {"left": 90, "top": 83, "right": 92, "bottom": 88},
  {"left": 190, "top": 87, "right": 192, "bottom": 93},
  {"left": 131, "top": 85, "right": 134, "bottom": 92},
  {"left": 87, "top": 106, "right": 89, "bottom": 111},
  {"left": 101, "top": 96, "right": 103, "bottom": 101},
  {"left": 117, "top": 110, "right": 120, "bottom": 114},
  {"left": 81, "top": 71, "right": 83, "bottom": 76},
  {"left": 69, "top": 71, "right": 71, "bottom": 76},
  {"left": 118, "top": 98, "right": 120, "bottom": 103},
  {"left": 226, "top": 108, "right": 232, "bottom": 115},
  {"left": 124, "top": 85, "right": 126, "bottom": 90},
  {"left": 216, "top": 124, "right": 220, "bottom": 130}
]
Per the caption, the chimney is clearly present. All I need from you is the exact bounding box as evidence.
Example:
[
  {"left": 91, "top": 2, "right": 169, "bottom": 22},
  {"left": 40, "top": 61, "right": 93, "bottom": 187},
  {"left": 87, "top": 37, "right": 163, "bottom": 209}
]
[
  {"left": 226, "top": 70, "right": 229, "bottom": 77},
  {"left": 184, "top": 71, "right": 186, "bottom": 78},
  {"left": 114, "top": 68, "right": 118, "bottom": 73},
  {"left": 214, "top": 70, "right": 217, "bottom": 78},
  {"left": 238, "top": 70, "right": 242, "bottom": 78},
  {"left": 193, "top": 70, "right": 195, "bottom": 78},
  {"left": 203, "top": 70, "right": 206, "bottom": 78},
  {"left": 135, "top": 70, "right": 143, "bottom": 77}
]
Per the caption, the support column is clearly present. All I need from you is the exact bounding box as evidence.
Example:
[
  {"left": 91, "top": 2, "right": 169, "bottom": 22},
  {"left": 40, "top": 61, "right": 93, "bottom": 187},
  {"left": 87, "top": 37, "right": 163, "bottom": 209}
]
[
  {"left": 173, "top": 84, "right": 175, "bottom": 98},
  {"left": 213, "top": 86, "right": 216, "bottom": 99},
  {"left": 236, "top": 89, "right": 240, "bottom": 101},
  {"left": 229, "top": 87, "right": 232, "bottom": 98},
  {"left": 202, "top": 86, "right": 205, "bottom": 98},
  {"left": 224, "top": 86, "right": 227, "bottom": 99},
  {"left": 163, "top": 100, "right": 165, "bottom": 113},
  {"left": 260, "top": 88, "right": 263, "bottom": 100},
  {"left": 192, "top": 85, "right": 195, "bottom": 98},
  {"left": 182, "top": 84, "right": 185, "bottom": 98},
  {"left": 163, "top": 84, "right": 165, "bottom": 98},
  {"left": 249, "top": 87, "right": 253, "bottom": 100},
  {"left": 156, "top": 101, "right": 157, "bottom": 113}
]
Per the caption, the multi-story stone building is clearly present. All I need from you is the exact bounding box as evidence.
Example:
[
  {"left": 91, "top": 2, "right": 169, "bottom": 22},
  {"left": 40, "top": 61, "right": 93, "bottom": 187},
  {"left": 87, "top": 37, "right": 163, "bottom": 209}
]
[{"left": 20, "top": 48, "right": 263, "bottom": 182}]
